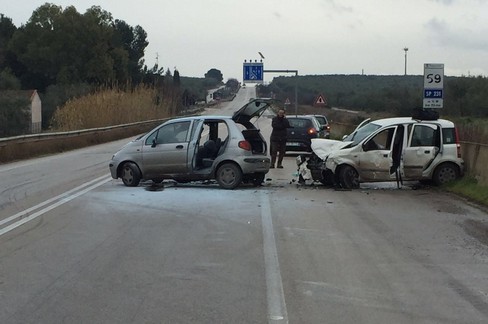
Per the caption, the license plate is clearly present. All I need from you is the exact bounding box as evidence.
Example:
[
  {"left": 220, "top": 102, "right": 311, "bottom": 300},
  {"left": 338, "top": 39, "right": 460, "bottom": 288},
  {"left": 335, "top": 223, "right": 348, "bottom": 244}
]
[{"left": 287, "top": 142, "right": 300, "bottom": 146}]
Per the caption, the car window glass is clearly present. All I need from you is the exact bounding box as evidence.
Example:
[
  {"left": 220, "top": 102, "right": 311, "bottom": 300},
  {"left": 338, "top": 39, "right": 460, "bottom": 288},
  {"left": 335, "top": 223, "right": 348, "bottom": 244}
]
[
  {"left": 442, "top": 128, "right": 455, "bottom": 144},
  {"left": 344, "top": 123, "right": 381, "bottom": 146},
  {"left": 218, "top": 121, "right": 229, "bottom": 144},
  {"left": 312, "top": 118, "right": 321, "bottom": 129},
  {"left": 315, "top": 116, "right": 327, "bottom": 124},
  {"left": 189, "top": 120, "right": 199, "bottom": 141},
  {"left": 288, "top": 118, "right": 311, "bottom": 128},
  {"left": 145, "top": 130, "right": 157, "bottom": 146},
  {"left": 149, "top": 121, "right": 191, "bottom": 145},
  {"left": 172, "top": 121, "right": 191, "bottom": 142},
  {"left": 410, "top": 124, "right": 436, "bottom": 147},
  {"left": 364, "top": 127, "right": 395, "bottom": 151}
]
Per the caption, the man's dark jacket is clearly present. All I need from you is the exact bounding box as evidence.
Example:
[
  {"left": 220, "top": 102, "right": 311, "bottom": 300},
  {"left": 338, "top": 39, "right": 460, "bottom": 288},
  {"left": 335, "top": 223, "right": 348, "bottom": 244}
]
[{"left": 270, "top": 116, "right": 291, "bottom": 142}]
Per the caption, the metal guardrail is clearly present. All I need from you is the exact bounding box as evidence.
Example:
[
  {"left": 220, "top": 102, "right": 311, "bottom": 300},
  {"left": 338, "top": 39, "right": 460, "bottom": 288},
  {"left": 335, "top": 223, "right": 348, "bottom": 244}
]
[
  {"left": 0, "top": 119, "right": 170, "bottom": 163},
  {"left": 0, "top": 118, "right": 167, "bottom": 145}
]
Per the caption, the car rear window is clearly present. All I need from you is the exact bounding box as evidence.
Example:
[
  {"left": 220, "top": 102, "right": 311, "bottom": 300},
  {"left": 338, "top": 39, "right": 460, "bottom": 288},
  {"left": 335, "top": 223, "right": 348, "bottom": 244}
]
[
  {"left": 288, "top": 118, "right": 312, "bottom": 128},
  {"left": 442, "top": 127, "right": 456, "bottom": 144},
  {"left": 315, "top": 116, "right": 327, "bottom": 124}
]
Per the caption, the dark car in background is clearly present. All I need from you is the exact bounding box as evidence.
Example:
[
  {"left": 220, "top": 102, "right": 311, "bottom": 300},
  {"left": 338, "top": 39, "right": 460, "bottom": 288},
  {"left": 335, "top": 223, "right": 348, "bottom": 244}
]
[
  {"left": 285, "top": 115, "right": 324, "bottom": 152},
  {"left": 306, "top": 114, "right": 330, "bottom": 138}
]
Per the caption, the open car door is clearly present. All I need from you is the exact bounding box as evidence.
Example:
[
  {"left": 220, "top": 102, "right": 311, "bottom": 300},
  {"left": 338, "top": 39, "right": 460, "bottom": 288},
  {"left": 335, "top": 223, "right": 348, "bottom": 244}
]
[{"left": 403, "top": 123, "right": 441, "bottom": 179}]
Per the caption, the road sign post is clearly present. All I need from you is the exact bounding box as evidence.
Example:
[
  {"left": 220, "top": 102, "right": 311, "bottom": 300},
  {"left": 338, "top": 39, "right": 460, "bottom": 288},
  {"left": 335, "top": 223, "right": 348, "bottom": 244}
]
[{"left": 423, "top": 63, "right": 444, "bottom": 109}]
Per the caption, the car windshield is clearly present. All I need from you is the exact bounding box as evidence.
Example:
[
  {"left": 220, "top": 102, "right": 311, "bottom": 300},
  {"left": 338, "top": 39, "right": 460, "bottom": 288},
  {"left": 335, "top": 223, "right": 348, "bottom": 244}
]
[{"left": 343, "top": 122, "right": 381, "bottom": 146}]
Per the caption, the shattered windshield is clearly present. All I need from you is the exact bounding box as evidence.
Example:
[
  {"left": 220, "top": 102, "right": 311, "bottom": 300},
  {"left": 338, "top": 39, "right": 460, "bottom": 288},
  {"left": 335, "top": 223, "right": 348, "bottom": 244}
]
[{"left": 343, "top": 123, "right": 381, "bottom": 146}]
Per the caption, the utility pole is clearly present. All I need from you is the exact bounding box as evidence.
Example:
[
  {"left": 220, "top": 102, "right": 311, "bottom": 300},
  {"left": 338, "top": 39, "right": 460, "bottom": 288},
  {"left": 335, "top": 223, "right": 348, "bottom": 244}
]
[{"left": 404, "top": 47, "right": 408, "bottom": 76}]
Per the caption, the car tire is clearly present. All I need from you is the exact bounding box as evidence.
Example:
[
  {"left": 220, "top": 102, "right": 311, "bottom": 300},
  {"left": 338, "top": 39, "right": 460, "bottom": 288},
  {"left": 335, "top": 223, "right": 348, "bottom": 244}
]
[
  {"left": 432, "top": 163, "right": 458, "bottom": 186},
  {"left": 216, "top": 163, "right": 242, "bottom": 189},
  {"left": 320, "top": 169, "right": 335, "bottom": 186},
  {"left": 339, "top": 165, "right": 359, "bottom": 189},
  {"left": 121, "top": 162, "right": 141, "bottom": 187}
]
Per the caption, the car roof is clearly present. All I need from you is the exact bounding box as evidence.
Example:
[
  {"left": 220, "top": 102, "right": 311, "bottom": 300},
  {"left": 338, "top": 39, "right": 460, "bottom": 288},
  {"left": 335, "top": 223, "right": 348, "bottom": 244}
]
[
  {"left": 370, "top": 117, "right": 455, "bottom": 128},
  {"left": 287, "top": 115, "right": 317, "bottom": 119},
  {"left": 167, "top": 116, "right": 233, "bottom": 123},
  {"left": 305, "top": 114, "right": 327, "bottom": 118}
]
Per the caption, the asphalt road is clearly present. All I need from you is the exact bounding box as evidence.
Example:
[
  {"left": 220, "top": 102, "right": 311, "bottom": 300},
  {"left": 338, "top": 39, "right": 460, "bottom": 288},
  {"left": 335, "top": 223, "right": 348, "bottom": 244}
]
[{"left": 1, "top": 87, "right": 488, "bottom": 323}]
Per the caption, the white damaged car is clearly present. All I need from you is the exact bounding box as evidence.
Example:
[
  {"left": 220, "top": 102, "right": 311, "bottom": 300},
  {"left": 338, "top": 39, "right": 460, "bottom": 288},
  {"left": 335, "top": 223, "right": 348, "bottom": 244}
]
[{"left": 297, "top": 116, "right": 464, "bottom": 189}]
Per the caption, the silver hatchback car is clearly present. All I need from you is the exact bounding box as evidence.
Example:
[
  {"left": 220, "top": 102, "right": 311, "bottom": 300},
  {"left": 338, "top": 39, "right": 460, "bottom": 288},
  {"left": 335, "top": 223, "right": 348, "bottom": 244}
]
[{"left": 109, "top": 98, "right": 273, "bottom": 189}]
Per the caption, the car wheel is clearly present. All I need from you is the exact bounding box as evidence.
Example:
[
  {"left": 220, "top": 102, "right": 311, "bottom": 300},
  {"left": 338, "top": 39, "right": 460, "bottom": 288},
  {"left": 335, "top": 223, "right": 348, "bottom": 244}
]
[
  {"left": 339, "top": 165, "right": 359, "bottom": 189},
  {"left": 216, "top": 163, "right": 242, "bottom": 189},
  {"left": 121, "top": 162, "right": 141, "bottom": 187},
  {"left": 252, "top": 172, "right": 266, "bottom": 186},
  {"left": 433, "top": 163, "right": 458, "bottom": 186},
  {"left": 320, "top": 169, "right": 335, "bottom": 186}
]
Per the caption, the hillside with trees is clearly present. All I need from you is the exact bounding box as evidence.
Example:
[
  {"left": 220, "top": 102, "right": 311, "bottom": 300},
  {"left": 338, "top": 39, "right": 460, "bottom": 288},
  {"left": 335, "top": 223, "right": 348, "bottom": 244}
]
[{"left": 257, "top": 74, "right": 488, "bottom": 118}]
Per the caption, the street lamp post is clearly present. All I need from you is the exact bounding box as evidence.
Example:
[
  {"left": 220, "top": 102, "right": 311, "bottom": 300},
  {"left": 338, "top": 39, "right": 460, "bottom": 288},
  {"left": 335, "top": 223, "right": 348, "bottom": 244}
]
[{"left": 404, "top": 47, "right": 408, "bottom": 76}]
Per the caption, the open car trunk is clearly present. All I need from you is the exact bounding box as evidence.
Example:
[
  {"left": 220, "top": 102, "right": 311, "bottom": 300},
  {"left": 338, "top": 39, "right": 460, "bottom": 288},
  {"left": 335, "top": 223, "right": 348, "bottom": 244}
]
[{"left": 242, "top": 129, "right": 267, "bottom": 154}]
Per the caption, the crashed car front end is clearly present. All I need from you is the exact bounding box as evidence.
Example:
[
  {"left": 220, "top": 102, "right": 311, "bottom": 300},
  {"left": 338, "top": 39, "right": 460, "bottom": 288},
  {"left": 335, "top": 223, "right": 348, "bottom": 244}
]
[{"left": 296, "top": 138, "right": 353, "bottom": 183}]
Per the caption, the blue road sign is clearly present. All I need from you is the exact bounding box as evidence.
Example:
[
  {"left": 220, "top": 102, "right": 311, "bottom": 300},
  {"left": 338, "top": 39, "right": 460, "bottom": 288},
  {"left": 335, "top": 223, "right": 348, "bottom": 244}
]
[
  {"left": 243, "top": 63, "right": 263, "bottom": 82},
  {"left": 424, "top": 89, "right": 443, "bottom": 98}
]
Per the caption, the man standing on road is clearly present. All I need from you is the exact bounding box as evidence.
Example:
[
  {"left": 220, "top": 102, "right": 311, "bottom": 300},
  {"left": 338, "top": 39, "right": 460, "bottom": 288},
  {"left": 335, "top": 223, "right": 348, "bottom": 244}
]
[{"left": 270, "top": 109, "right": 291, "bottom": 168}]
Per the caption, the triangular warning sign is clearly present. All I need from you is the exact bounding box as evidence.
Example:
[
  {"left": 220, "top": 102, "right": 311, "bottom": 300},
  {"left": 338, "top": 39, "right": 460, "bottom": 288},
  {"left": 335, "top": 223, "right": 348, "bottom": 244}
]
[
  {"left": 313, "top": 94, "right": 327, "bottom": 106},
  {"left": 284, "top": 98, "right": 291, "bottom": 105}
]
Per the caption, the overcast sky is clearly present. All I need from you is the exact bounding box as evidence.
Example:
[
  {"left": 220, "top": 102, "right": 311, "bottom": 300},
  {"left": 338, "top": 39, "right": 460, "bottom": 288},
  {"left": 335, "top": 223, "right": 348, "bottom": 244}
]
[{"left": 2, "top": 0, "right": 487, "bottom": 82}]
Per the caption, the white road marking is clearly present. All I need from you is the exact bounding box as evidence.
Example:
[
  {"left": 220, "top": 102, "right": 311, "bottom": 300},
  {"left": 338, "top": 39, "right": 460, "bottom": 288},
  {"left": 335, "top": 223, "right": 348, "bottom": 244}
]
[
  {"left": 0, "top": 175, "right": 111, "bottom": 236},
  {"left": 260, "top": 191, "right": 288, "bottom": 324}
]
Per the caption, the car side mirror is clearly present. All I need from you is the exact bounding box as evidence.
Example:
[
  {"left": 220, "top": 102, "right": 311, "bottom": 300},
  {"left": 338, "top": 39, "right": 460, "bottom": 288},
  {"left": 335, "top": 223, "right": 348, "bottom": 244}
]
[{"left": 151, "top": 138, "right": 157, "bottom": 148}]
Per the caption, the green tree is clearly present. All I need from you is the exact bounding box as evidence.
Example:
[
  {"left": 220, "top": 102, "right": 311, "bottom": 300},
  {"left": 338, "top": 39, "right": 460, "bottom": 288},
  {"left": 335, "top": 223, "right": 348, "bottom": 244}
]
[
  {"left": 173, "top": 69, "right": 181, "bottom": 87},
  {"left": 225, "top": 78, "right": 239, "bottom": 92},
  {"left": 7, "top": 4, "right": 148, "bottom": 89},
  {"left": 0, "top": 14, "right": 16, "bottom": 69},
  {"left": 0, "top": 94, "right": 30, "bottom": 137},
  {"left": 205, "top": 68, "right": 223, "bottom": 83},
  {"left": 0, "top": 68, "right": 21, "bottom": 90},
  {"left": 113, "top": 20, "right": 148, "bottom": 83}
]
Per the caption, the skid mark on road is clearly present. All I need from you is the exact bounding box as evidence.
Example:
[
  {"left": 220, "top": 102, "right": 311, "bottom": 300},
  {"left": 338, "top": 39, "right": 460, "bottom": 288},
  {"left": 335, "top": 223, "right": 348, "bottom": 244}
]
[{"left": 260, "top": 191, "right": 289, "bottom": 324}]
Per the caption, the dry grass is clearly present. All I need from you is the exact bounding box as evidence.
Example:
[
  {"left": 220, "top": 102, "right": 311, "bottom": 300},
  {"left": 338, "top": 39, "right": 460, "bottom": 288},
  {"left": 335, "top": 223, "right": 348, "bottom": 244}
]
[
  {"left": 50, "top": 85, "right": 179, "bottom": 131},
  {"left": 453, "top": 118, "right": 488, "bottom": 144}
]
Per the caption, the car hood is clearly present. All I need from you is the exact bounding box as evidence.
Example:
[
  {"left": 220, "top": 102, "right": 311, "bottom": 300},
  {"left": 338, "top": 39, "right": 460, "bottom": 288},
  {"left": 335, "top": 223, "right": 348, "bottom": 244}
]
[
  {"left": 311, "top": 138, "right": 353, "bottom": 160},
  {"left": 232, "top": 98, "right": 274, "bottom": 127}
]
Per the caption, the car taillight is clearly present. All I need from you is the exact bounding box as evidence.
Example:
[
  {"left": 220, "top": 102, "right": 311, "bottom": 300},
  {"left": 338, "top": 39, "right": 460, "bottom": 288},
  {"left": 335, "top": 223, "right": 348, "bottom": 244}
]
[
  {"left": 308, "top": 128, "right": 317, "bottom": 135},
  {"left": 455, "top": 127, "right": 462, "bottom": 158},
  {"left": 238, "top": 140, "right": 252, "bottom": 151}
]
